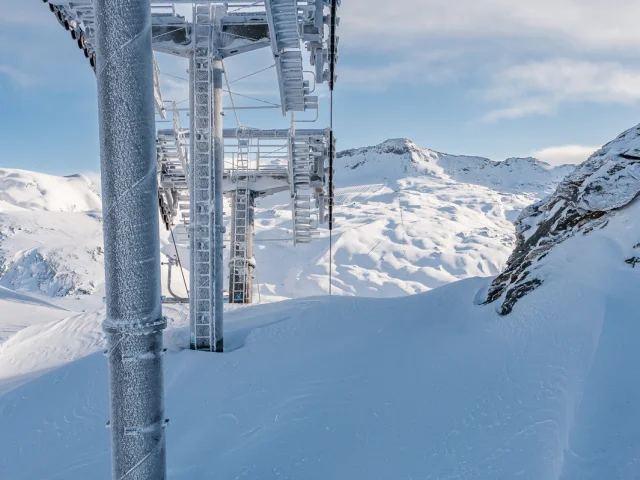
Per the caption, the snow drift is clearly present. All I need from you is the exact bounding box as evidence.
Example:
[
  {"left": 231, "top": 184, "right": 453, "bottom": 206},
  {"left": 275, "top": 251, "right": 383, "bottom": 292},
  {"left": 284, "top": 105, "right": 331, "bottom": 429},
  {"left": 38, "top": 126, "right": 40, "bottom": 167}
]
[
  {"left": 2, "top": 189, "right": 640, "bottom": 478},
  {"left": 8, "top": 137, "right": 635, "bottom": 479}
]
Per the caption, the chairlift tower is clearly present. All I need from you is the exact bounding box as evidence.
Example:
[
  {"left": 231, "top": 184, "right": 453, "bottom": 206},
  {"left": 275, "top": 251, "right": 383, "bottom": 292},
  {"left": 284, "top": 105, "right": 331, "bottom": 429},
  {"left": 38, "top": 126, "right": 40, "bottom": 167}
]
[
  {"left": 41, "top": 1, "right": 339, "bottom": 477},
  {"left": 41, "top": 0, "right": 340, "bottom": 351}
]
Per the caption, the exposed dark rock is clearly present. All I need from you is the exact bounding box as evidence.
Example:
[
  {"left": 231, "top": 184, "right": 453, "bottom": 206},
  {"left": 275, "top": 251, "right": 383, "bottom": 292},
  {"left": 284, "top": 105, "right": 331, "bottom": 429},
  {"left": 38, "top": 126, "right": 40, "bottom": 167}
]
[
  {"left": 625, "top": 257, "right": 640, "bottom": 268},
  {"left": 485, "top": 123, "right": 640, "bottom": 314}
]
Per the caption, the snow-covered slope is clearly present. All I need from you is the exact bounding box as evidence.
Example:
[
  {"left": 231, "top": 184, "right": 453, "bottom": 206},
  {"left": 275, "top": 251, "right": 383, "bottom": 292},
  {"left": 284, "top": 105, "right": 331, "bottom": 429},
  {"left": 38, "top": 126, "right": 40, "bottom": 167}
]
[
  {"left": 338, "top": 138, "right": 573, "bottom": 193},
  {"left": 4, "top": 131, "right": 640, "bottom": 479},
  {"left": 0, "top": 142, "right": 572, "bottom": 304},
  {"left": 250, "top": 139, "right": 573, "bottom": 300},
  {"left": 0, "top": 168, "right": 101, "bottom": 212},
  {"left": 0, "top": 168, "right": 104, "bottom": 299},
  {"left": 486, "top": 124, "right": 640, "bottom": 314},
  {"left": 0, "top": 141, "right": 571, "bottom": 361},
  {"left": 2, "top": 192, "right": 639, "bottom": 478}
]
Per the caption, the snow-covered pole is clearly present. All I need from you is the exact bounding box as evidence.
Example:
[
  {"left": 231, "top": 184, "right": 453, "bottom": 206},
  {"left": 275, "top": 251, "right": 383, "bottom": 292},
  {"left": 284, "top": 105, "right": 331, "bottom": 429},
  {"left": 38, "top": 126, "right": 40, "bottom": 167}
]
[
  {"left": 95, "top": 0, "right": 167, "bottom": 478},
  {"left": 213, "top": 56, "right": 225, "bottom": 343}
]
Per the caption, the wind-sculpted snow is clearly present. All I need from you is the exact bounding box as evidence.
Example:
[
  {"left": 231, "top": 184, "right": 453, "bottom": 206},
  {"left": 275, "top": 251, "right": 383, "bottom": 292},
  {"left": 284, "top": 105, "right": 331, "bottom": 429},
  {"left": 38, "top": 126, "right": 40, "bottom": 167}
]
[
  {"left": 0, "top": 138, "right": 572, "bottom": 303},
  {"left": 248, "top": 138, "right": 570, "bottom": 300},
  {"left": 4, "top": 138, "right": 640, "bottom": 479},
  {"left": 486, "top": 123, "right": 640, "bottom": 314},
  {"left": 3, "top": 207, "right": 640, "bottom": 479}
]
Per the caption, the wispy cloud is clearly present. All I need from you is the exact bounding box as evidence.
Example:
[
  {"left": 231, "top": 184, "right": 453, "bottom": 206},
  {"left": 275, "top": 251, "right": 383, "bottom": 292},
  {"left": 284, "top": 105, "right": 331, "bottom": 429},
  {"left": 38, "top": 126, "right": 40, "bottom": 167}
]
[
  {"left": 482, "top": 59, "right": 640, "bottom": 122},
  {"left": 533, "top": 144, "right": 599, "bottom": 166},
  {"left": 0, "top": 65, "right": 37, "bottom": 87},
  {"left": 341, "top": 0, "right": 640, "bottom": 52},
  {"left": 338, "top": 52, "right": 459, "bottom": 92}
]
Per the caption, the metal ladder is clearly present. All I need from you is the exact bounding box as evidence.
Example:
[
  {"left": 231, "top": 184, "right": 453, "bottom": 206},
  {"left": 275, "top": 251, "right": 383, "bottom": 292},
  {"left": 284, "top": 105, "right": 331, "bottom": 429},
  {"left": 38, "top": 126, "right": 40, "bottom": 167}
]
[
  {"left": 290, "top": 135, "right": 315, "bottom": 244},
  {"left": 190, "top": 3, "right": 216, "bottom": 351},
  {"left": 231, "top": 138, "right": 252, "bottom": 302}
]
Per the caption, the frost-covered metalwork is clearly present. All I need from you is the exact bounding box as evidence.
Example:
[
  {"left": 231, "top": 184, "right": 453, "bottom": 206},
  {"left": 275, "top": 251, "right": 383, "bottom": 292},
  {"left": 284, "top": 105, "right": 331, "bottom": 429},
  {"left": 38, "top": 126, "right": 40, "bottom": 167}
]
[
  {"left": 229, "top": 188, "right": 256, "bottom": 303},
  {"left": 42, "top": 0, "right": 341, "bottom": 341},
  {"left": 189, "top": 4, "right": 222, "bottom": 351},
  {"left": 94, "top": 0, "right": 166, "bottom": 477}
]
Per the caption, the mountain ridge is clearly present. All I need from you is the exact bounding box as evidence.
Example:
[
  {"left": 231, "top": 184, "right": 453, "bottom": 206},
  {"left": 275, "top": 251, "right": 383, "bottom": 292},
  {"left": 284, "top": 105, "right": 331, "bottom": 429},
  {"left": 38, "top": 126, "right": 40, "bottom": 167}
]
[{"left": 0, "top": 137, "right": 579, "bottom": 301}]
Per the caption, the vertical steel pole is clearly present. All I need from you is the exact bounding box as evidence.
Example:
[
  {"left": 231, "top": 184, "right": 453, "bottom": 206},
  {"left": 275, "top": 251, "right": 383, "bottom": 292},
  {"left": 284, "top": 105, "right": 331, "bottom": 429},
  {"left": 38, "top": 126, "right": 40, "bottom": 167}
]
[
  {"left": 95, "top": 0, "right": 167, "bottom": 478},
  {"left": 213, "top": 57, "right": 224, "bottom": 349}
]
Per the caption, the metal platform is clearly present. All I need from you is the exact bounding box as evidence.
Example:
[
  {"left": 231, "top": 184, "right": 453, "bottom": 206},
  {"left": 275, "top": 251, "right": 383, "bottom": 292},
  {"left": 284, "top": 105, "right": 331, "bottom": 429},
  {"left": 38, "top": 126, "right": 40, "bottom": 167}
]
[{"left": 42, "top": 0, "right": 341, "bottom": 347}]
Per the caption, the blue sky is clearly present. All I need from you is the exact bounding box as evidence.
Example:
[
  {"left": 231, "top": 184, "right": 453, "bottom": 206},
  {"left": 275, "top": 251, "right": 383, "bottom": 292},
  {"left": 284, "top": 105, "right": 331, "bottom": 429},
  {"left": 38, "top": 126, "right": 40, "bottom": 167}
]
[{"left": 2, "top": 0, "right": 640, "bottom": 178}]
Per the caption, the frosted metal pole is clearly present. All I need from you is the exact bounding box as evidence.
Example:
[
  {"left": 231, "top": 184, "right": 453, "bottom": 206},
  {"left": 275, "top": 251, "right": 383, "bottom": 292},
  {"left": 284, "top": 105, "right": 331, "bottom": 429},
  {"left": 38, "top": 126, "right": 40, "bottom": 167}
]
[
  {"left": 213, "top": 57, "right": 225, "bottom": 349},
  {"left": 95, "top": 0, "right": 167, "bottom": 478}
]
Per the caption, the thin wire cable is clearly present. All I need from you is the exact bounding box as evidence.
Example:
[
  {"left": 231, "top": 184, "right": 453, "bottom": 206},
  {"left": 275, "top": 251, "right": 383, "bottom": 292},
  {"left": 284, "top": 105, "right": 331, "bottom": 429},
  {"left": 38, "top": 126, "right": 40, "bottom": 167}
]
[
  {"left": 227, "top": 64, "right": 275, "bottom": 85},
  {"left": 221, "top": 59, "right": 242, "bottom": 127},
  {"left": 328, "top": 0, "right": 338, "bottom": 296},
  {"left": 228, "top": 1, "right": 263, "bottom": 13},
  {"left": 162, "top": 74, "right": 279, "bottom": 108},
  {"left": 222, "top": 89, "right": 281, "bottom": 107},
  {"left": 161, "top": 72, "right": 189, "bottom": 82},
  {"left": 329, "top": 89, "right": 334, "bottom": 296},
  {"left": 170, "top": 227, "right": 189, "bottom": 297},
  {"left": 152, "top": 27, "right": 187, "bottom": 41}
]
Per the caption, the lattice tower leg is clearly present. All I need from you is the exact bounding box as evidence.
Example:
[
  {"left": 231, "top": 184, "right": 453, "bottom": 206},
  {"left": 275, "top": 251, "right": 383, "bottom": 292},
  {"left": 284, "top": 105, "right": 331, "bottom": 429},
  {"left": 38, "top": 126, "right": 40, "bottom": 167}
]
[
  {"left": 189, "top": 5, "right": 223, "bottom": 352},
  {"left": 229, "top": 190, "right": 255, "bottom": 304}
]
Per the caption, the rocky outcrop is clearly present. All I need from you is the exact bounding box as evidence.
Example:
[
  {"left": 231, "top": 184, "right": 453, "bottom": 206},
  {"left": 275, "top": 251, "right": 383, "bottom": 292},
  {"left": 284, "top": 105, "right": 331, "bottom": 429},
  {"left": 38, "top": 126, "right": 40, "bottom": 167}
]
[{"left": 486, "top": 124, "right": 640, "bottom": 314}]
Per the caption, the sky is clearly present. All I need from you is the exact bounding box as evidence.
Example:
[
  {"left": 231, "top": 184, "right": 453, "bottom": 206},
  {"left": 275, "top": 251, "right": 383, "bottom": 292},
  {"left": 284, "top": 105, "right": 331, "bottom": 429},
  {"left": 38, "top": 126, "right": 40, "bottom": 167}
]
[{"left": 2, "top": 0, "right": 640, "bottom": 177}]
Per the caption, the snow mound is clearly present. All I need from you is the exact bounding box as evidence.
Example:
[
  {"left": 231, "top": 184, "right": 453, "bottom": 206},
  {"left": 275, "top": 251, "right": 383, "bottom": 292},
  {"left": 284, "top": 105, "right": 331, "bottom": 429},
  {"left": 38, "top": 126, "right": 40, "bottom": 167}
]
[
  {"left": 0, "top": 168, "right": 101, "bottom": 212},
  {"left": 486, "top": 123, "right": 640, "bottom": 314}
]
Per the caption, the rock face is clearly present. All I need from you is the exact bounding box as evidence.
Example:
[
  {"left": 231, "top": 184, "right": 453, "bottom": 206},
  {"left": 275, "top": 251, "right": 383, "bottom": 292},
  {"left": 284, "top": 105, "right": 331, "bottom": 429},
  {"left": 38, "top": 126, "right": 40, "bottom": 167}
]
[{"left": 486, "top": 124, "right": 640, "bottom": 315}]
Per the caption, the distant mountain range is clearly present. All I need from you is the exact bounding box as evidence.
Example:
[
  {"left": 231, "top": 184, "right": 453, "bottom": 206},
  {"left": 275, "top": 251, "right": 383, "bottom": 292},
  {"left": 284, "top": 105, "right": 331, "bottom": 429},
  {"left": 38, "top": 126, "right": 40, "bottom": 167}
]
[{"left": 0, "top": 139, "right": 575, "bottom": 302}]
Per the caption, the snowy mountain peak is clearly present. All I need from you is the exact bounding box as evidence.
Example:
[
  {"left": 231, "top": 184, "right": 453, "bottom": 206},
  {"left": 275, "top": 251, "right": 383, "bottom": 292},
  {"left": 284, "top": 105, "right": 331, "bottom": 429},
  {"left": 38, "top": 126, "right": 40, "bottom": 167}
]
[
  {"left": 338, "top": 138, "right": 574, "bottom": 195},
  {"left": 0, "top": 169, "right": 104, "bottom": 297},
  {"left": 339, "top": 137, "right": 417, "bottom": 157},
  {"left": 486, "top": 123, "right": 640, "bottom": 314},
  {"left": 0, "top": 168, "right": 101, "bottom": 213}
]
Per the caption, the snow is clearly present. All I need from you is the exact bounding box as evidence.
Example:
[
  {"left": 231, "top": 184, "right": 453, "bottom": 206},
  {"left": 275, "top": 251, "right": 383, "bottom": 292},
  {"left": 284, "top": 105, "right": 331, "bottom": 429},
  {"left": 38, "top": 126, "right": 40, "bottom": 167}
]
[
  {"left": 0, "top": 169, "right": 104, "bottom": 298},
  {"left": 0, "top": 168, "right": 101, "bottom": 213},
  {"left": 0, "top": 285, "right": 71, "bottom": 344},
  {"left": 1, "top": 194, "right": 640, "bottom": 478},
  {"left": 487, "top": 123, "right": 640, "bottom": 314},
  {"left": 249, "top": 139, "right": 572, "bottom": 300},
  {"left": 6, "top": 137, "right": 629, "bottom": 479},
  {"left": 0, "top": 140, "right": 570, "bottom": 305}
]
